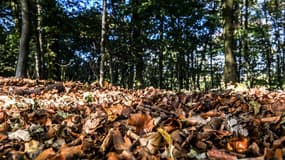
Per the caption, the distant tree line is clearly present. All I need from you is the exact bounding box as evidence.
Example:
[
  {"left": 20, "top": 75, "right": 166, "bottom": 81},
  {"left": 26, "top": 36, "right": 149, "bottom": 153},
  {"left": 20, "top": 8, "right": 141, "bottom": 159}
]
[{"left": 0, "top": 0, "right": 284, "bottom": 90}]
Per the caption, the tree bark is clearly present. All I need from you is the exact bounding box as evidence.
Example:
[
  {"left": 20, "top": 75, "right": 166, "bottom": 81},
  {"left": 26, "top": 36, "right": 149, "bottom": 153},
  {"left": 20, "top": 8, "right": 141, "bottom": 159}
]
[
  {"left": 132, "top": 0, "right": 144, "bottom": 89},
  {"left": 35, "top": 0, "right": 43, "bottom": 79},
  {"left": 223, "top": 0, "right": 238, "bottom": 85},
  {"left": 99, "top": 0, "right": 107, "bottom": 87},
  {"left": 158, "top": 15, "right": 164, "bottom": 89},
  {"left": 16, "top": 0, "right": 31, "bottom": 78}
]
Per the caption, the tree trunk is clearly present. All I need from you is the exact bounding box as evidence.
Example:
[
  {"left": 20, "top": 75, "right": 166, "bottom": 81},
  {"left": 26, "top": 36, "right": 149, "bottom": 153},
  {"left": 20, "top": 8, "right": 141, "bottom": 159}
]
[
  {"left": 262, "top": 1, "right": 272, "bottom": 87},
  {"left": 35, "top": 0, "right": 43, "bottom": 79},
  {"left": 109, "top": 51, "right": 114, "bottom": 84},
  {"left": 283, "top": 7, "right": 285, "bottom": 85},
  {"left": 158, "top": 15, "right": 164, "bottom": 89},
  {"left": 132, "top": 0, "right": 144, "bottom": 89},
  {"left": 177, "top": 53, "right": 183, "bottom": 91},
  {"left": 223, "top": 0, "right": 238, "bottom": 85},
  {"left": 99, "top": 0, "right": 107, "bottom": 87},
  {"left": 11, "top": 0, "right": 20, "bottom": 33},
  {"left": 16, "top": 0, "right": 31, "bottom": 78}
]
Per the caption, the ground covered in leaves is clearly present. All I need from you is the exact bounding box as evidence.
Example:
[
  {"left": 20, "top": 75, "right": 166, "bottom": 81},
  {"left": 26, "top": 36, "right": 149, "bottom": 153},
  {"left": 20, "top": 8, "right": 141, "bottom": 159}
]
[{"left": 1, "top": 77, "right": 285, "bottom": 160}]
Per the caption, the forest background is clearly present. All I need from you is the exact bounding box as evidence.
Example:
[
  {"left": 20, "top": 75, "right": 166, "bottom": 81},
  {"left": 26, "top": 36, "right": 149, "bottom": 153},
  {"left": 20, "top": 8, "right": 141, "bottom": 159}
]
[{"left": 0, "top": 0, "right": 284, "bottom": 91}]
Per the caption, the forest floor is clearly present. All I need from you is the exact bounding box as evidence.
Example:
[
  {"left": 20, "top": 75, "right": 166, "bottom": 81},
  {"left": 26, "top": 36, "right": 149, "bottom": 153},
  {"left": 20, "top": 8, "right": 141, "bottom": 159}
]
[{"left": 0, "top": 77, "right": 285, "bottom": 160}]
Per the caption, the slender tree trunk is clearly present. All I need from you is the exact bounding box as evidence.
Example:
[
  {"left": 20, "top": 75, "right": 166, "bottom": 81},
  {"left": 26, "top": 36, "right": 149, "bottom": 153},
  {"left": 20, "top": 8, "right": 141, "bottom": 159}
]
[
  {"left": 243, "top": 0, "right": 252, "bottom": 87},
  {"left": 109, "top": 52, "right": 114, "bottom": 84},
  {"left": 177, "top": 53, "right": 183, "bottom": 91},
  {"left": 16, "top": 0, "right": 31, "bottom": 78},
  {"left": 283, "top": 8, "right": 285, "bottom": 84},
  {"left": 11, "top": 0, "right": 20, "bottom": 33},
  {"left": 209, "top": 43, "right": 214, "bottom": 88},
  {"left": 132, "top": 0, "right": 144, "bottom": 88},
  {"left": 158, "top": 15, "right": 164, "bottom": 89},
  {"left": 263, "top": 2, "right": 272, "bottom": 87},
  {"left": 99, "top": 0, "right": 107, "bottom": 87},
  {"left": 35, "top": 0, "right": 43, "bottom": 79},
  {"left": 274, "top": 0, "right": 282, "bottom": 88},
  {"left": 128, "top": 65, "right": 134, "bottom": 89},
  {"left": 223, "top": 0, "right": 238, "bottom": 85}
]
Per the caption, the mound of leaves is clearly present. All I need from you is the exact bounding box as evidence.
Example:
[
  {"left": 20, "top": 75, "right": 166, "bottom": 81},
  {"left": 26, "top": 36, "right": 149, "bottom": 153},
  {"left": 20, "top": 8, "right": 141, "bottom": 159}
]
[{"left": 0, "top": 77, "right": 285, "bottom": 159}]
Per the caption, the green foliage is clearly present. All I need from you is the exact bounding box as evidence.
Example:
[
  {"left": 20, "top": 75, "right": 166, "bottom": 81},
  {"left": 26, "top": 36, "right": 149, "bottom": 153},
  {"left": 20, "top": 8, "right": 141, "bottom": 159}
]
[{"left": 0, "top": 0, "right": 284, "bottom": 90}]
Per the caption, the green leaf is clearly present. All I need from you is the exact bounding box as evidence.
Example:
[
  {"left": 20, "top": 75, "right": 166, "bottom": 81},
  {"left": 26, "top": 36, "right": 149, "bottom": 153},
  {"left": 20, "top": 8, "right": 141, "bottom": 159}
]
[{"left": 249, "top": 100, "right": 261, "bottom": 115}]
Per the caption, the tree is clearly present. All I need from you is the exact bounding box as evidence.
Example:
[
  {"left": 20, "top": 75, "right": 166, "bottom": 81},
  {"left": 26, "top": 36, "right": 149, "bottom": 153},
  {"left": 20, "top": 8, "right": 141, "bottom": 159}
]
[
  {"left": 16, "top": 0, "right": 31, "bottom": 78},
  {"left": 131, "top": 0, "right": 145, "bottom": 89},
  {"left": 99, "top": 0, "right": 107, "bottom": 87},
  {"left": 35, "top": 0, "right": 44, "bottom": 79},
  {"left": 223, "top": 0, "right": 238, "bottom": 85}
]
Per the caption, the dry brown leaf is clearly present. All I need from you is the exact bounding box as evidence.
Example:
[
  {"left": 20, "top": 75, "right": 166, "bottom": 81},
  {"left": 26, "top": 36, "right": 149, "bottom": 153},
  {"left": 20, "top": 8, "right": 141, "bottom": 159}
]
[
  {"left": 127, "top": 113, "right": 154, "bottom": 135},
  {"left": 0, "top": 121, "right": 8, "bottom": 132},
  {"left": 0, "top": 133, "right": 7, "bottom": 141},
  {"left": 58, "top": 144, "right": 83, "bottom": 159},
  {"left": 24, "top": 140, "right": 41, "bottom": 153},
  {"left": 273, "top": 136, "right": 285, "bottom": 148},
  {"left": 227, "top": 137, "right": 249, "bottom": 153},
  {"left": 103, "top": 104, "right": 124, "bottom": 122},
  {"left": 107, "top": 152, "right": 120, "bottom": 160},
  {"left": 200, "top": 110, "right": 222, "bottom": 119},
  {"left": 162, "top": 118, "right": 182, "bottom": 132},
  {"left": 260, "top": 116, "right": 281, "bottom": 123},
  {"left": 207, "top": 148, "right": 237, "bottom": 160},
  {"left": 139, "top": 132, "right": 161, "bottom": 154},
  {"left": 100, "top": 128, "right": 114, "bottom": 153},
  {"left": 273, "top": 148, "right": 283, "bottom": 160},
  {"left": 113, "top": 129, "right": 131, "bottom": 151},
  {"left": 82, "top": 112, "right": 105, "bottom": 134},
  {"left": 34, "top": 148, "right": 56, "bottom": 160}
]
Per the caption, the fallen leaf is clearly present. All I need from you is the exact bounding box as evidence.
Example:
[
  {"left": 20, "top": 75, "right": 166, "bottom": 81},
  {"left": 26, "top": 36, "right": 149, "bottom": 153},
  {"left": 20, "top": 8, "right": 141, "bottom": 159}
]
[
  {"left": 227, "top": 137, "right": 249, "bottom": 153},
  {"left": 260, "top": 116, "right": 281, "bottom": 123},
  {"left": 107, "top": 152, "right": 120, "bottom": 160},
  {"left": 273, "top": 136, "right": 285, "bottom": 148},
  {"left": 200, "top": 110, "right": 222, "bottom": 119},
  {"left": 249, "top": 100, "right": 261, "bottom": 115},
  {"left": 58, "top": 144, "right": 83, "bottom": 159},
  {"left": 8, "top": 129, "right": 31, "bottom": 141},
  {"left": 113, "top": 129, "right": 131, "bottom": 151},
  {"left": 207, "top": 148, "right": 237, "bottom": 160},
  {"left": 24, "top": 140, "right": 41, "bottom": 153},
  {"left": 34, "top": 148, "right": 56, "bottom": 160},
  {"left": 100, "top": 128, "right": 114, "bottom": 153},
  {"left": 139, "top": 132, "right": 161, "bottom": 154},
  {"left": 128, "top": 113, "right": 154, "bottom": 135}
]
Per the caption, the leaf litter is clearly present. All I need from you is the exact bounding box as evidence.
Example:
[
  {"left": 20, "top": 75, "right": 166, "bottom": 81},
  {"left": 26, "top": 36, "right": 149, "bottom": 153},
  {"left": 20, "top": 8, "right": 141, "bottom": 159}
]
[{"left": 1, "top": 77, "right": 285, "bottom": 159}]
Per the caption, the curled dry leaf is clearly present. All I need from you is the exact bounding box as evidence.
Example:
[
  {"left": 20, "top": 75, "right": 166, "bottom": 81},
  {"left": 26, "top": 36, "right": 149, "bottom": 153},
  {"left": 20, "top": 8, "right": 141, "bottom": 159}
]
[
  {"left": 8, "top": 129, "right": 31, "bottom": 141},
  {"left": 34, "top": 148, "right": 56, "bottom": 160},
  {"left": 24, "top": 140, "right": 41, "bottom": 154},
  {"left": 56, "top": 144, "right": 83, "bottom": 159},
  {"left": 103, "top": 104, "right": 124, "bottom": 122},
  {"left": 273, "top": 136, "right": 285, "bottom": 148},
  {"left": 207, "top": 148, "right": 237, "bottom": 160},
  {"left": 127, "top": 113, "right": 154, "bottom": 135},
  {"left": 107, "top": 152, "right": 120, "bottom": 160},
  {"left": 83, "top": 112, "right": 106, "bottom": 134},
  {"left": 260, "top": 116, "right": 281, "bottom": 123},
  {"left": 227, "top": 137, "right": 249, "bottom": 153},
  {"left": 200, "top": 110, "right": 223, "bottom": 119},
  {"left": 162, "top": 118, "right": 182, "bottom": 132},
  {"left": 112, "top": 128, "right": 132, "bottom": 151},
  {"left": 100, "top": 128, "right": 114, "bottom": 153},
  {"left": 139, "top": 132, "right": 161, "bottom": 154}
]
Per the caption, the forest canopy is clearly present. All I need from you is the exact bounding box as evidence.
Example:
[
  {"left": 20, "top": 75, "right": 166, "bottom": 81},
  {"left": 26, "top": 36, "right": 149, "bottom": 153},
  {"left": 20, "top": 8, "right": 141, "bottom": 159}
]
[{"left": 0, "top": 0, "right": 284, "bottom": 90}]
